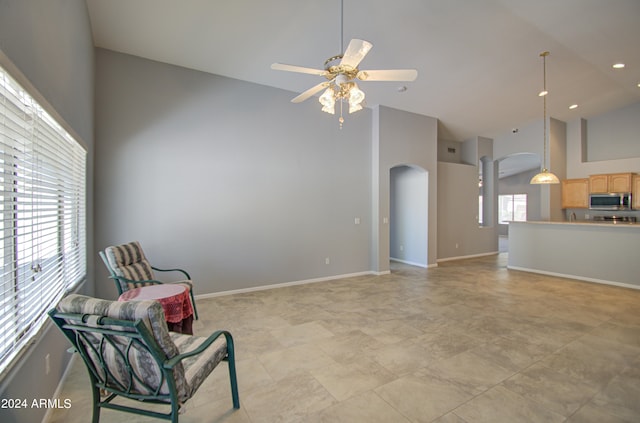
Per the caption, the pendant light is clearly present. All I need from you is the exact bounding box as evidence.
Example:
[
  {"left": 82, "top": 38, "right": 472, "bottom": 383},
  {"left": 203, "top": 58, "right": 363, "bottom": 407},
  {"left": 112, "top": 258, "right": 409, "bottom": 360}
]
[{"left": 530, "top": 51, "right": 560, "bottom": 184}]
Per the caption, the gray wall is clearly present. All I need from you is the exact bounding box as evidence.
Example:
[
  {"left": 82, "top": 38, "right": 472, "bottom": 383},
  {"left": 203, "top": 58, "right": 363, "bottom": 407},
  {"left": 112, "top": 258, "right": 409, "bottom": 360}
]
[
  {"left": 372, "top": 106, "right": 438, "bottom": 271},
  {"left": 509, "top": 222, "right": 640, "bottom": 288},
  {"left": 0, "top": 1, "right": 94, "bottom": 422},
  {"left": 94, "top": 49, "right": 372, "bottom": 299},
  {"left": 437, "top": 162, "right": 498, "bottom": 259},
  {"left": 437, "top": 139, "right": 462, "bottom": 163},
  {"left": 586, "top": 101, "right": 640, "bottom": 161},
  {"left": 495, "top": 100, "right": 640, "bottom": 181},
  {"left": 435, "top": 135, "right": 498, "bottom": 260},
  {"left": 493, "top": 117, "right": 566, "bottom": 221},
  {"left": 566, "top": 102, "right": 640, "bottom": 178}
]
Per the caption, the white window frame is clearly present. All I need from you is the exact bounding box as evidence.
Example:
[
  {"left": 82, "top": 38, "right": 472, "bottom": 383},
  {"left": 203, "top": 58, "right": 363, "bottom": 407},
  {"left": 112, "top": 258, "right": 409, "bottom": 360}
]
[
  {"left": 498, "top": 194, "right": 527, "bottom": 224},
  {"left": 0, "top": 60, "right": 87, "bottom": 375}
]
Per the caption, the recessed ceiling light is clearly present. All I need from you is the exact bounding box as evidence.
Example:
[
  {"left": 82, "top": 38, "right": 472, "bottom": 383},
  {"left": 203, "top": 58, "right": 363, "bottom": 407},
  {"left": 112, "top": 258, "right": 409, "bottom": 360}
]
[
  {"left": 613, "top": 63, "right": 625, "bottom": 69},
  {"left": 569, "top": 104, "right": 579, "bottom": 110},
  {"left": 538, "top": 90, "right": 548, "bottom": 97}
]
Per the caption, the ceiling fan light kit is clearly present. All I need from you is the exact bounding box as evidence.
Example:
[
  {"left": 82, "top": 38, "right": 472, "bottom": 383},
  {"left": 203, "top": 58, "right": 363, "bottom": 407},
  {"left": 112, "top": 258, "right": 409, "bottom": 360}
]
[{"left": 271, "top": 0, "right": 417, "bottom": 128}]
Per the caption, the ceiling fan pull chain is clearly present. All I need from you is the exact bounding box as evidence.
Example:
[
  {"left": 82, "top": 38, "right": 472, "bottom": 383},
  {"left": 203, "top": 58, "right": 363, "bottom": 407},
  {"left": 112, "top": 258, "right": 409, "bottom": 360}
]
[
  {"left": 270, "top": 0, "right": 416, "bottom": 128},
  {"left": 340, "top": 0, "right": 344, "bottom": 53}
]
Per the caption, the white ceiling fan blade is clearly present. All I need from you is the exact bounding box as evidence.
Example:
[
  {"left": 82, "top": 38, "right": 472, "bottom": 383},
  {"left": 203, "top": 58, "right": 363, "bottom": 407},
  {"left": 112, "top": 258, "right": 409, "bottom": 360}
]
[
  {"left": 357, "top": 69, "right": 418, "bottom": 82},
  {"left": 340, "top": 39, "right": 373, "bottom": 69},
  {"left": 291, "top": 82, "right": 330, "bottom": 103},
  {"left": 271, "top": 63, "right": 327, "bottom": 76}
]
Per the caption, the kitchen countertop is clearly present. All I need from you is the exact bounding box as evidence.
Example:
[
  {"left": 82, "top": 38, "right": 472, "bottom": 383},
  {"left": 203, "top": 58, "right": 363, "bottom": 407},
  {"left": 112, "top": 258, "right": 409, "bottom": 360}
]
[{"left": 511, "top": 220, "right": 640, "bottom": 228}]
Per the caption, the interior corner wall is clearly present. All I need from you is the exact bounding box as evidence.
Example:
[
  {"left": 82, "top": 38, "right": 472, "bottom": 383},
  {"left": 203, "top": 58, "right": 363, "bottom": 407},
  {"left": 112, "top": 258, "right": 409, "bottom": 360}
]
[
  {"left": 493, "top": 119, "right": 542, "bottom": 160},
  {"left": 461, "top": 138, "right": 478, "bottom": 166},
  {"left": 437, "top": 139, "right": 462, "bottom": 163},
  {"left": 493, "top": 118, "right": 564, "bottom": 222},
  {"left": 437, "top": 161, "right": 498, "bottom": 259},
  {"left": 585, "top": 101, "right": 640, "bottom": 161},
  {"left": 0, "top": 1, "right": 95, "bottom": 422},
  {"left": 372, "top": 106, "right": 438, "bottom": 272},
  {"left": 94, "top": 49, "right": 372, "bottom": 299},
  {"left": 566, "top": 102, "right": 640, "bottom": 178}
]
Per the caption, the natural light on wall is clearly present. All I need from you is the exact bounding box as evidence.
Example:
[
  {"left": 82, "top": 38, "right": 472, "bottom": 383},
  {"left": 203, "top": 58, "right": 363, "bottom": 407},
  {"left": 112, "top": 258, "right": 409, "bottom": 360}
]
[{"left": 0, "top": 64, "right": 87, "bottom": 374}]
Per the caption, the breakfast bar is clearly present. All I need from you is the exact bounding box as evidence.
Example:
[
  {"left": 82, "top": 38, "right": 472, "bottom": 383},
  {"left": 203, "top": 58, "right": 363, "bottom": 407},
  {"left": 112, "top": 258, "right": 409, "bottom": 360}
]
[{"left": 508, "top": 220, "right": 640, "bottom": 289}]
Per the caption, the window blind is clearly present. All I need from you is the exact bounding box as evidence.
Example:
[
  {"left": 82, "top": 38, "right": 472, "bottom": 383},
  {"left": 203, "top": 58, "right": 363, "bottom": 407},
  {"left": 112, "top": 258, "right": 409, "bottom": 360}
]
[{"left": 0, "top": 65, "right": 87, "bottom": 374}]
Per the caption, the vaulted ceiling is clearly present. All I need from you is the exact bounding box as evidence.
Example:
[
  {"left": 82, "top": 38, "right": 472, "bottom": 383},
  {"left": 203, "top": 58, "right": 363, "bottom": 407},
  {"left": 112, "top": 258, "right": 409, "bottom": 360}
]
[{"left": 86, "top": 0, "right": 640, "bottom": 142}]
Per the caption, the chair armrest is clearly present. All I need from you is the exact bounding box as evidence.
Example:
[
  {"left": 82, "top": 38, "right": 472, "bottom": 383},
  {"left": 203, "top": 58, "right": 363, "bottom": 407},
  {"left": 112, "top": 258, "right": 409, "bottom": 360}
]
[
  {"left": 151, "top": 266, "right": 191, "bottom": 280},
  {"left": 163, "top": 330, "right": 232, "bottom": 370}
]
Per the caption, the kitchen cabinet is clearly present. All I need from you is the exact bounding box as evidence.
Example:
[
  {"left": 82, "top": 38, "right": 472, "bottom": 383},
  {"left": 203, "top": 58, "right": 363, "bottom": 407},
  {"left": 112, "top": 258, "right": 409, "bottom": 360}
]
[
  {"left": 589, "top": 173, "right": 633, "bottom": 193},
  {"left": 634, "top": 175, "right": 640, "bottom": 210},
  {"left": 561, "top": 178, "right": 589, "bottom": 209}
]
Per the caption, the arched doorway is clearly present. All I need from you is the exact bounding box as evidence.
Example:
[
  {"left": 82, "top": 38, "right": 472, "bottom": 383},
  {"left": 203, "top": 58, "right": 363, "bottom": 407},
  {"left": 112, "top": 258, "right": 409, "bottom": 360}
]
[{"left": 389, "top": 165, "right": 428, "bottom": 268}]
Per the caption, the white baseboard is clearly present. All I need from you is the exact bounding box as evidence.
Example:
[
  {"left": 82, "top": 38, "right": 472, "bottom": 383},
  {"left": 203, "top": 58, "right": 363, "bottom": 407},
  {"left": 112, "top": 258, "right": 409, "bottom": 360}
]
[
  {"left": 41, "top": 353, "right": 77, "bottom": 423},
  {"left": 437, "top": 251, "right": 498, "bottom": 263},
  {"left": 195, "top": 270, "right": 375, "bottom": 299},
  {"left": 507, "top": 265, "right": 640, "bottom": 291},
  {"left": 389, "top": 257, "right": 429, "bottom": 268}
]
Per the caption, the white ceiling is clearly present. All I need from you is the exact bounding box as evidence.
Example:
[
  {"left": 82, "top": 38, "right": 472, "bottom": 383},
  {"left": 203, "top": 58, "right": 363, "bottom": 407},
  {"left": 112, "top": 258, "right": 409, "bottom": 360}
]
[{"left": 85, "top": 0, "right": 640, "bottom": 143}]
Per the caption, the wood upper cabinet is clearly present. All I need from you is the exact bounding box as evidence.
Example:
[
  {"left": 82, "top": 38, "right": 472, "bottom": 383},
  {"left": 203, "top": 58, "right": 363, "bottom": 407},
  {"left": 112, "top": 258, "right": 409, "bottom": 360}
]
[
  {"left": 589, "top": 173, "right": 634, "bottom": 193},
  {"left": 634, "top": 175, "right": 640, "bottom": 210},
  {"left": 562, "top": 178, "right": 589, "bottom": 209},
  {"left": 610, "top": 173, "right": 633, "bottom": 192},
  {"left": 588, "top": 174, "right": 608, "bottom": 193}
]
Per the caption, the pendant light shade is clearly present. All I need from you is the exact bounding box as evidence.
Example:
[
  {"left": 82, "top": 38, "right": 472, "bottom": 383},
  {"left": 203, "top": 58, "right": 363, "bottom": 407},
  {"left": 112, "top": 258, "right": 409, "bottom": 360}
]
[
  {"left": 530, "top": 169, "right": 560, "bottom": 184},
  {"left": 530, "top": 51, "right": 560, "bottom": 185}
]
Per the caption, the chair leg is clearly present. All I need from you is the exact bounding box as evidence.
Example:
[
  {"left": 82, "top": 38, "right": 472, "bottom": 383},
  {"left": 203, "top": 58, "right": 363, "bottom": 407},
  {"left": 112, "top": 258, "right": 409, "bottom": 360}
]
[
  {"left": 225, "top": 332, "right": 240, "bottom": 409},
  {"left": 91, "top": 385, "right": 101, "bottom": 423},
  {"left": 170, "top": 400, "right": 180, "bottom": 423},
  {"left": 189, "top": 289, "right": 199, "bottom": 320}
]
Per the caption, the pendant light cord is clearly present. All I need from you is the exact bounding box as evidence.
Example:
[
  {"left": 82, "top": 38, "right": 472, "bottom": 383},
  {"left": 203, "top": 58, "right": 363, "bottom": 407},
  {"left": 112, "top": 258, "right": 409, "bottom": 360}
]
[
  {"left": 542, "top": 51, "right": 549, "bottom": 170},
  {"left": 543, "top": 52, "right": 547, "bottom": 170},
  {"left": 530, "top": 51, "right": 559, "bottom": 184}
]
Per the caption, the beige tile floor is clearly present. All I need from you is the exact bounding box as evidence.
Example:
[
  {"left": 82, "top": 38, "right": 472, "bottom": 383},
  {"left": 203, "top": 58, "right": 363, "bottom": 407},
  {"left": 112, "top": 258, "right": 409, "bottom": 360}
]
[{"left": 48, "top": 254, "right": 640, "bottom": 422}]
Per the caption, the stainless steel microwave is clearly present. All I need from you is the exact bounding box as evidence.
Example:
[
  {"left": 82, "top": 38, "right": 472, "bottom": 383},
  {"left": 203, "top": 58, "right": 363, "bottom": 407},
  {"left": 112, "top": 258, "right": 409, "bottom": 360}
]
[{"left": 589, "top": 193, "right": 632, "bottom": 210}]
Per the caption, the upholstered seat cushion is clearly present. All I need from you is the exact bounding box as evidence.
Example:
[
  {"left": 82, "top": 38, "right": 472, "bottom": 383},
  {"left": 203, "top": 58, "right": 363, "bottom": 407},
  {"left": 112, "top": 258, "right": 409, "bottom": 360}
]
[
  {"left": 170, "top": 332, "right": 228, "bottom": 398},
  {"left": 56, "top": 294, "right": 190, "bottom": 400}
]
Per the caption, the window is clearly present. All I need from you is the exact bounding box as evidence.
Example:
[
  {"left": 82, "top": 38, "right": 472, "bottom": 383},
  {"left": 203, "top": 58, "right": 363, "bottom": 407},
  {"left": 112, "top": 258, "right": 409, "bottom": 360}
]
[
  {"left": 478, "top": 189, "right": 483, "bottom": 225},
  {"left": 499, "top": 194, "right": 527, "bottom": 224},
  {"left": 0, "top": 65, "right": 86, "bottom": 374}
]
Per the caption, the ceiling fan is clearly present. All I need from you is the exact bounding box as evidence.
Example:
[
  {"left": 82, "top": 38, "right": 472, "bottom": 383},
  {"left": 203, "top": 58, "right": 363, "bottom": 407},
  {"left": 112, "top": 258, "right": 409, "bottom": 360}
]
[{"left": 270, "top": 1, "right": 418, "bottom": 127}]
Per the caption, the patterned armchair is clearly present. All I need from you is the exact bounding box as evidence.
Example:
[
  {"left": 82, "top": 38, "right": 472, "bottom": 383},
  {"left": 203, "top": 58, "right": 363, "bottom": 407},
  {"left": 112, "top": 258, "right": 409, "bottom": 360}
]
[
  {"left": 49, "top": 294, "right": 239, "bottom": 423},
  {"left": 99, "top": 241, "right": 198, "bottom": 319}
]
